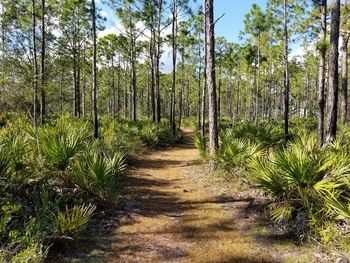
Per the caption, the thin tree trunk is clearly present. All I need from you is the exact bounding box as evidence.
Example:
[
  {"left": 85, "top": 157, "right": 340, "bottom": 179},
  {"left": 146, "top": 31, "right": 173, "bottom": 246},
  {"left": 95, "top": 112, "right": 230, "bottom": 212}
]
[
  {"left": 236, "top": 65, "right": 241, "bottom": 122},
  {"left": 92, "top": 0, "right": 98, "bottom": 138},
  {"left": 179, "top": 55, "right": 185, "bottom": 128},
  {"left": 340, "top": 33, "right": 349, "bottom": 124},
  {"left": 146, "top": 68, "right": 150, "bottom": 118},
  {"left": 155, "top": 0, "right": 163, "bottom": 123},
  {"left": 32, "top": 0, "right": 39, "bottom": 150},
  {"left": 112, "top": 57, "right": 116, "bottom": 118},
  {"left": 197, "top": 37, "right": 201, "bottom": 130},
  {"left": 170, "top": 0, "right": 177, "bottom": 138},
  {"left": 325, "top": 0, "right": 340, "bottom": 143},
  {"left": 255, "top": 34, "right": 261, "bottom": 126},
  {"left": 117, "top": 59, "right": 121, "bottom": 119},
  {"left": 218, "top": 65, "right": 222, "bottom": 119},
  {"left": 186, "top": 80, "right": 190, "bottom": 117},
  {"left": 283, "top": 0, "right": 290, "bottom": 135},
  {"left": 201, "top": 5, "right": 207, "bottom": 137},
  {"left": 205, "top": 0, "right": 218, "bottom": 172},
  {"left": 253, "top": 59, "right": 258, "bottom": 123},
  {"left": 150, "top": 30, "right": 156, "bottom": 121},
  {"left": 60, "top": 66, "right": 64, "bottom": 113},
  {"left": 82, "top": 72, "right": 86, "bottom": 117},
  {"left": 124, "top": 62, "right": 128, "bottom": 118},
  {"left": 40, "top": 0, "right": 46, "bottom": 124},
  {"left": 318, "top": 0, "right": 327, "bottom": 145},
  {"left": 131, "top": 36, "right": 137, "bottom": 121}
]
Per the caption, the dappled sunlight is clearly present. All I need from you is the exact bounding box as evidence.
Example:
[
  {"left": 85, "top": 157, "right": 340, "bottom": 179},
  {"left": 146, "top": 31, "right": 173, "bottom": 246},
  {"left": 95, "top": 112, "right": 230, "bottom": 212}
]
[{"left": 109, "top": 130, "right": 276, "bottom": 263}]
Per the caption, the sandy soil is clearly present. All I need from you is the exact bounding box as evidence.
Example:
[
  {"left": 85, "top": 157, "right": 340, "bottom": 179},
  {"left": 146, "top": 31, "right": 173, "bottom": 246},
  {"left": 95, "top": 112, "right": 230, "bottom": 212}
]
[
  {"left": 107, "top": 129, "right": 298, "bottom": 263},
  {"left": 57, "top": 129, "right": 333, "bottom": 263}
]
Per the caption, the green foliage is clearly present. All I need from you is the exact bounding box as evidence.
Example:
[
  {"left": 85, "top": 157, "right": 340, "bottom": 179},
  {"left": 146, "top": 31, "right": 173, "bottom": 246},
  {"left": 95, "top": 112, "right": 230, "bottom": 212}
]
[
  {"left": 55, "top": 204, "right": 96, "bottom": 237},
  {"left": 217, "top": 132, "right": 262, "bottom": 172},
  {"left": 247, "top": 132, "right": 350, "bottom": 242},
  {"left": 194, "top": 134, "right": 207, "bottom": 158},
  {"left": 38, "top": 119, "right": 92, "bottom": 171},
  {"left": 231, "top": 122, "right": 286, "bottom": 148},
  {"left": 216, "top": 120, "right": 350, "bottom": 244},
  {"left": 0, "top": 145, "right": 11, "bottom": 176},
  {"left": 181, "top": 117, "right": 198, "bottom": 129},
  {"left": 101, "top": 119, "right": 180, "bottom": 157},
  {"left": 10, "top": 243, "right": 47, "bottom": 263},
  {"left": 72, "top": 152, "right": 126, "bottom": 203},
  {"left": 0, "top": 114, "right": 178, "bottom": 261},
  {"left": 4, "top": 133, "right": 27, "bottom": 173}
]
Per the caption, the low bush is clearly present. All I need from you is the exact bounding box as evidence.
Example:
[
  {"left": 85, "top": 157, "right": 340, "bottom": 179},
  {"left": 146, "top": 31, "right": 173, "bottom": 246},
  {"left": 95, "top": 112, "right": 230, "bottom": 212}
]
[
  {"left": 72, "top": 152, "right": 126, "bottom": 203},
  {"left": 194, "top": 134, "right": 207, "bottom": 158},
  {"left": 0, "top": 114, "right": 177, "bottom": 261},
  {"left": 196, "top": 120, "right": 350, "bottom": 245},
  {"left": 248, "top": 134, "right": 350, "bottom": 243},
  {"left": 216, "top": 129, "right": 262, "bottom": 172}
]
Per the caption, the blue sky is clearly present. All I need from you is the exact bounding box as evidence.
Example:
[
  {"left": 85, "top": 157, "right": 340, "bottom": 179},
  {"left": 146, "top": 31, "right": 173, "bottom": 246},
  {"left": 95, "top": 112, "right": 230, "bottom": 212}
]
[
  {"left": 99, "top": 0, "right": 269, "bottom": 43},
  {"left": 98, "top": 0, "right": 270, "bottom": 72},
  {"left": 206, "top": 0, "right": 268, "bottom": 42}
]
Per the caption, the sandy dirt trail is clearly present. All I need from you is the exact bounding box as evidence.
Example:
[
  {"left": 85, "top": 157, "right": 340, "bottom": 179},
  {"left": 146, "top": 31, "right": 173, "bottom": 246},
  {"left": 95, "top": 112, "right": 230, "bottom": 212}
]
[{"left": 109, "top": 129, "right": 275, "bottom": 263}]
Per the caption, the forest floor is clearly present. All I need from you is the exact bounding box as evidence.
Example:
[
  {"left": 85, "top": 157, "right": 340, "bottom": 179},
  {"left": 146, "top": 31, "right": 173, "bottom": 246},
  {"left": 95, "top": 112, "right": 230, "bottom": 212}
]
[{"left": 57, "top": 129, "right": 332, "bottom": 263}]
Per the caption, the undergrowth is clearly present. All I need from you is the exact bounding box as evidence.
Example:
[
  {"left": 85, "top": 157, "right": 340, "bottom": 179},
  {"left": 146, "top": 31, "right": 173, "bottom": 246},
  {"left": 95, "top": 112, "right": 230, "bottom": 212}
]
[
  {"left": 0, "top": 113, "right": 179, "bottom": 262},
  {"left": 195, "top": 120, "right": 350, "bottom": 249}
]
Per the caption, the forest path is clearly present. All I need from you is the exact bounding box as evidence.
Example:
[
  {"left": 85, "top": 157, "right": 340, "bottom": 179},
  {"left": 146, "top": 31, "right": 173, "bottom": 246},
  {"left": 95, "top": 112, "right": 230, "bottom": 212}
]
[{"left": 110, "top": 129, "right": 275, "bottom": 263}]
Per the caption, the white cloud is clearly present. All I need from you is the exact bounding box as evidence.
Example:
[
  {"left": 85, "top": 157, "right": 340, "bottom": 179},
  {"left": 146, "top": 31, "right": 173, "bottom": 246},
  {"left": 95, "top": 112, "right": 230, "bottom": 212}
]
[
  {"left": 290, "top": 43, "right": 315, "bottom": 62},
  {"left": 100, "top": 10, "right": 109, "bottom": 19}
]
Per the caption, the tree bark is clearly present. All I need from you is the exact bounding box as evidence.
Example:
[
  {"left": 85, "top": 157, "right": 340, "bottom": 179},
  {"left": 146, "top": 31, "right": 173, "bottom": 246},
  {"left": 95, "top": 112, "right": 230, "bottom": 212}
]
[
  {"left": 40, "top": 0, "right": 46, "bottom": 124},
  {"left": 179, "top": 55, "right": 185, "bottom": 128},
  {"left": 92, "top": 0, "right": 98, "bottom": 138},
  {"left": 149, "top": 29, "right": 156, "bottom": 121},
  {"left": 255, "top": 33, "right": 261, "bottom": 126},
  {"left": 170, "top": 0, "right": 177, "bottom": 137},
  {"left": 218, "top": 65, "right": 222, "bottom": 119},
  {"left": 131, "top": 35, "right": 137, "bottom": 121},
  {"left": 32, "top": 0, "right": 40, "bottom": 151},
  {"left": 340, "top": 33, "right": 349, "bottom": 124},
  {"left": 325, "top": 0, "right": 340, "bottom": 143},
  {"left": 283, "top": 0, "right": 290, "bottom": 135},
  {"left": 155, "top": 0, "right": 163, "bottom": 123},
  {"left": 197, "top": 35, "right": 202, "bottom": 131},
  {"left": 117, "top": 59, "right": 121, "bottom": 119},
  {"left": 201, "top": 5, "right": 207, "bottom": 137},
  {"left": 205, "top": 0, "right": 218, "bottom": 172},
  {"left": 124, "top": 62, "right": 128, "bottom": 118},
  {"left": 82, "top": 72, "right": 86, "bottom": 117},
  {"left": 318, "top": 0, "right": 327, "bottom": 145},
  {"left": 111, "top": 57, "right": 116, "bottom": 118}
]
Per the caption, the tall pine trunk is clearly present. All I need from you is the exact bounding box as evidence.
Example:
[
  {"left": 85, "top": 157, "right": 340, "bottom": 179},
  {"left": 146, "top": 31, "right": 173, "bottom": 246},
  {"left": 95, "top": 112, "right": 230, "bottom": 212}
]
[
  {"left": 40, "top": 0, "right": 46, "bottom": 124},
  {"left": 201, "top": 6, "right": 207, "bottom": 137},
  {"left": 124, "top": 62, "right": 128, "bottom": 118},
  {"left": 117, "top": 59, "right": 121, "bottom": 119},
  {"left": 92, "top": 0, "right": 98, "bottom": 138},
  {"left": 283, "top": 0, "right": 290, "bottom": 135},
  {"left": 218, "top": 65, "right": 221, "bottom": 119},
  {"left": 149, "top": 30, "right": 156, "bottom": 121},
  {"left": 112, "top": 57, "right": 116, "bottom": 118},
  {"left": 197, "top": 37, "right": 202, "bottom": 130},
  {"left": 325, "top": 0, "right": 340, "bottom": 143},
  {"left": 205, "top": 0, "right": 218, "bottom": 172},
  {"left": 318, "top": 0, "right": 327, "bottom": 145},
  {"left": 170, "top": 0, "right": 177, "bottom": 138},
  {"left": 131, "top": 36, "right": 137, "bottom": 121},
  {"left": 32, "top": 0, "right": 39, "bottom": 150},
  {"left": 179, "top": 55, "right": 185, "bottom": 128},
  {"left": 340, "top": 33, "right": 349, "bottom": 124},
  {"left": 155, "top": 0, "right": 163, "bottom": 123}
]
